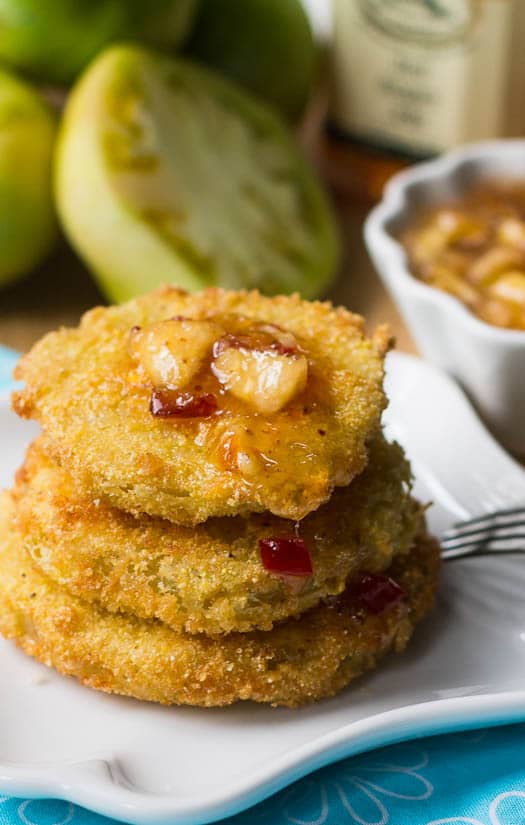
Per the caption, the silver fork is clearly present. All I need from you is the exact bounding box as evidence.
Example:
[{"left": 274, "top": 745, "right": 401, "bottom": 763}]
[
  {"left": 441, "top": 506, "right": 525, "bottom": 560},
  {"left": 383, "top": 354, "right": 525, "bottom": 563}
]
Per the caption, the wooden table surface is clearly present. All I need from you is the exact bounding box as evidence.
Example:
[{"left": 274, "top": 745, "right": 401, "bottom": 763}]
[{"left": 0, "top": 198, "right": 415, "bottom": 356}]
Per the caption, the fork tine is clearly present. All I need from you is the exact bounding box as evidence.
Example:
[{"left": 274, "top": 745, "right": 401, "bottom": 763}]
[
  {"left": 442, "top": 522, "right": 525, "bottom": 547},
  {"left": 444, "top": 506, "right": 525, "bottom": 534},
  {"left": 440, "top": 505, "right": 525, "bottom": 560},
  {"left": 444, "top": 549, "right": 525, "bottom": 560},
  {"left": 441, "top": 533, "right": 525, "bottom": 559},
  {"left": 443, "top": 546, "right": 525, "bottom": 560},
  {"left": 442, "top": 533, "right": 525, "bottom": 550}
]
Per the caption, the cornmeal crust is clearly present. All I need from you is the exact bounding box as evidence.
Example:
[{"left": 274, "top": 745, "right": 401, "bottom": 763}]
[{"left": 0, "top": 493, "right": 439, "bottom": 708}]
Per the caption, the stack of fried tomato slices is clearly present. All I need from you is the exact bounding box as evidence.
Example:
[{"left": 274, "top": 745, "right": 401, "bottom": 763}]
[{"left": 1, "top": 286, "right": 440, "bottom": 707}]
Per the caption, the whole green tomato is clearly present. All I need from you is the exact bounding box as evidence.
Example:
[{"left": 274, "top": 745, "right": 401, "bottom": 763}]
[
  {"left": 0, "top": 67, "right": 57, "bottom": 287},
  {"left": 186, "top": 0, "right": 317, "bottom": 119},
  {"left": 0, "top": 0, "right": 197, "bottom": 85}
]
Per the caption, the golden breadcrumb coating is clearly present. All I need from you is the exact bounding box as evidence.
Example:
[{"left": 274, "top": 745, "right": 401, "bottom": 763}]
[
  {"left": 13, "top": 287, "right": 389, "bottom": 524},
  {"left": 13, "top": 436, "right": 422, "bottom": 635},
  {"left": 0, "top": 493, "right": 440, "bottom": 707}
]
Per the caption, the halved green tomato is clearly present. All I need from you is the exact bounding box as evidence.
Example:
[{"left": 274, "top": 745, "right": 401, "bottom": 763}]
[
  {"left": 0, "top": 0, "right": 198, "bottom": 86},
  {"left": 0, "top": 68, "right": 57, "bottom": 287},
  {"left": 55, "top": 45, "right": 339, "bottom": 302}
]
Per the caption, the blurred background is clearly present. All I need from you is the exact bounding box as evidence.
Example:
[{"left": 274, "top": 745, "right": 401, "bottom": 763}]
[{"left": 1, "top": 0, "right": 525, "bottom": 356}]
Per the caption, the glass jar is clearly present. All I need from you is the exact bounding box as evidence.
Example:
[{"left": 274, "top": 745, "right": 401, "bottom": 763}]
[{"left": 325, "top": 0, "right": 525, "bottom": 200}]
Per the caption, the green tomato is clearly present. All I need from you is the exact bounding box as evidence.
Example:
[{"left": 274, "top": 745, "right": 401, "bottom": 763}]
[
  {"left": 0, "top": 67, "right": 57, "bottom": 287},
  {"left": 186, "top": 0, "right": 317, "bottom": 119},
  {"left": 0, "top": 0, "right": 198, "bottom": 85},
  {"left": 55, "top": 45, "right": 339, "bottom": 303}
]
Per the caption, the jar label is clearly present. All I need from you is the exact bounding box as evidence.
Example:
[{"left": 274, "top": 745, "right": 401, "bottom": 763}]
[{"left": 331, "top": 0, "right": 516, "bottom": 154}]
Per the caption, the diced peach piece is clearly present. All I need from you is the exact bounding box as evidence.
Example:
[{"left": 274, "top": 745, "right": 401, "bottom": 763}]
[
  {"left": 434, "top": 209, "right": 485, "bottom": 244},
  {"left": 213, "top": 346, "right": 308, "bottom": 414},
  {"left": 488, "top": 271, "right": 525, "bottom": 307},
  {"left": 497, "top": 218, "right": 525, "bottom": 252},
  {"left": 477, "top": 299, "right": 514, "bottom": 328},
  {"left": 409, "top": 226, "right": 449, "bottom": 266},
  {"left": 410, "top": 211, "right": 484, "bottom": 265},
  {"left": 128, "top": 317, "right": 221, "bottom": 389},
  {"left": 467, "top": 247, "right": 524, "bottom": 286},
  {"left": 428, "top": 266, "right": 479, "bottom": 307},
  {"left": 256, "top": 323, "right": 299, "bottom": 354}
]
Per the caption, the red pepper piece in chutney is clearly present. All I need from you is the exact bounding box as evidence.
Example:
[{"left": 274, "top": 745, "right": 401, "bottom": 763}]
[
  {"left": 326, "top": 573, "right": 406, "bottom": 617},
  {"left": 353, "top": 573, "right": 405, "bottom": 615},
  {"left": 212, "top": 324, "right": 301, "bottom": 358},
  {"left": 150, "top": 389, "right": 218, "bottom": 419},
  {"left": 259, "top": 536, "right": 313, "bottom": 577}
]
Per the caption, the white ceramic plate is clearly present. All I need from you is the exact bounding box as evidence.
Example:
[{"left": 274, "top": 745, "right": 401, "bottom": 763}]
[{"left": 0, "top": 352, "right": 524, "bottom": 825}]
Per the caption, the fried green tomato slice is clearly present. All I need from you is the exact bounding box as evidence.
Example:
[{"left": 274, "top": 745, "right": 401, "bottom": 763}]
[
  {"left": 55, "top": 44, "right": 339, "bottom": 302},
  {"left": 0, "top": 494, "right": 440, "bottom": 707},
  {"left": 13, "top": 287, "right": 390, "bottom": 524},
  {"left": 13, "top": 436, "right": 422, "bottom": 635}
]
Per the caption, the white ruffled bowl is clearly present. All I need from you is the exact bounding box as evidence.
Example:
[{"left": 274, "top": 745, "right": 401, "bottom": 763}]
[{"left": 364, "top": 140, "right": 525, "bottom": 456}]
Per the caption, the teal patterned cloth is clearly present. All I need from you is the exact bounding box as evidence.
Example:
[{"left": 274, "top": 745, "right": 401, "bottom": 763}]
[{"left": 1, "top": 345, "right": 524, "bottom": 825}]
